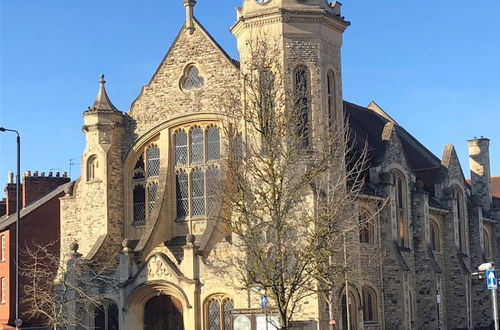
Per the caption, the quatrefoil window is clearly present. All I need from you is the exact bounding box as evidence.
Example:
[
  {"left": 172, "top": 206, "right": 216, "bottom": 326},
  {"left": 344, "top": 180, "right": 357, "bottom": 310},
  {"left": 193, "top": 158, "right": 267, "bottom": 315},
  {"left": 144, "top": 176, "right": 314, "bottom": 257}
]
[{"left": 181, "top": 65, "right": 204, "bottom": 90}]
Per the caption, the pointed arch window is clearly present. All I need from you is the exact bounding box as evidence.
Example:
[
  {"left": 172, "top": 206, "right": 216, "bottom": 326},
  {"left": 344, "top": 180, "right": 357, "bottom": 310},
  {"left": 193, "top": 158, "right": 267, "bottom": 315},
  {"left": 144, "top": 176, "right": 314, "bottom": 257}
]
[
  {"left": 362, "top": 286, "right": 378, "bottom": 323},
  {"left": 147, "top": 145, "right": 160, "bottom": 177},
  {"left": 205, "top": 295, "right": 234, "bottom": 330},
  {"left": 173, "top": 124, "right": 222, "bottom": 221},
  {"left": 87, "top": 155, "right": 98, "bottom": 181},
  {"left": 430, "top": 219, "right": 441, "bottom": 252},
  {"left": 326, "top": 70, "right": 336, "bottom": 128},
  {"left": 483, "top": 226, "right": 492, "bottom": 260},
  {"left": 294, "top": 66, "right": 311, "bottom": 147},
  {"left": 207, "top": 126, "right": 221, "bottom": 161},
  {"left": 130, "top": 143, "right": 161, "bottom": 225},
  {"left": 452, "top": 186, "right": 466, "bottom": 252},
  {"left": 191, "top": 127, "right": 204, "bottom": 164},
  {"left": 392, "top": 170, "right": 408, "bottom": 248},
  {"left": 94, "top": 301, "right": 119, "bottom": 330},
  {"left": 359, "top": 208, "right": 375, "bottom": 245},
  {"left": 175, "top": 130, "right": 188, "bottom": 165}
]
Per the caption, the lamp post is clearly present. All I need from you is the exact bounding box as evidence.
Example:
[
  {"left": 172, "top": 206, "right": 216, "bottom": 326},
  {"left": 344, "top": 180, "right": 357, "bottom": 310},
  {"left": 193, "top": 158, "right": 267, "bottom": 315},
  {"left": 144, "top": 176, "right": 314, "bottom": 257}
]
[
  {"left": 0, "top": 127, "right": 22, "bottom": 329},
  {"left": 473, "top": 262, "right": 499, "bottom": 330}
]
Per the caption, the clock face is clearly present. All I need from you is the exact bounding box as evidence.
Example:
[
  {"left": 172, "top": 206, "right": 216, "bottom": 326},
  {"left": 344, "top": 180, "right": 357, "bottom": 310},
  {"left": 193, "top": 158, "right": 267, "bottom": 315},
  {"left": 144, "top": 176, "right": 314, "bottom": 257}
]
[{"left": 255, "top": 0, "right": 270, "bottom": 3}]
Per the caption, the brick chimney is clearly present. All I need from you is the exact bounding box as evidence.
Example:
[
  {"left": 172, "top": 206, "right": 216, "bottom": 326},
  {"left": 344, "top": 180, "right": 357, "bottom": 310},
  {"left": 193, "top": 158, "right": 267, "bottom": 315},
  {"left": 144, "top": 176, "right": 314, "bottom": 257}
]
[
  {"left": 0, "top": 198, "right": 6, "bottom": 217},
  {"left": 4, "top": 172, "right": 18, "bottom": 216},
  {"left": 22, "top": 171, "right": 70, "bottom": 207},
  {"left": 468, "top": 137, "right": 492, "bottom": 209}
]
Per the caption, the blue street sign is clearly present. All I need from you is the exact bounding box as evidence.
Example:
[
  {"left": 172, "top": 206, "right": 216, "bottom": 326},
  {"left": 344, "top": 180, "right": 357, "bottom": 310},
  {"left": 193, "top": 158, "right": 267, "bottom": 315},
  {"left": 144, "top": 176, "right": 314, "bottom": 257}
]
[
  {"left": 486, "top": 269, "right": 497, "bottom": 290},
  {"left": 261, "top": 295, "right": 269, "bottom": 309}
]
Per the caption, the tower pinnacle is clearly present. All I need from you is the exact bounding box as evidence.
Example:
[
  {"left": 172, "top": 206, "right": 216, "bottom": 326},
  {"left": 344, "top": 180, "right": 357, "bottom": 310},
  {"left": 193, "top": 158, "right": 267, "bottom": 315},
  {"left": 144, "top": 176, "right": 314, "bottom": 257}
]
[
  {"left": 86, "top": 74, "right": 119, "bottom": 112},
  {"left": 183, "top": 0, "right": 196, "bottom": 34}
]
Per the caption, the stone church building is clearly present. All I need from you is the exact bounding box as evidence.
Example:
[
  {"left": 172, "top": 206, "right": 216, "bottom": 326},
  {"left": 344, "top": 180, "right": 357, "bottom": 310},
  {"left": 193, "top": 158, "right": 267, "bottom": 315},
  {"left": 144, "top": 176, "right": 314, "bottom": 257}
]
[{"left": 57, "top": 1, "right": 499, "bottom": 329}]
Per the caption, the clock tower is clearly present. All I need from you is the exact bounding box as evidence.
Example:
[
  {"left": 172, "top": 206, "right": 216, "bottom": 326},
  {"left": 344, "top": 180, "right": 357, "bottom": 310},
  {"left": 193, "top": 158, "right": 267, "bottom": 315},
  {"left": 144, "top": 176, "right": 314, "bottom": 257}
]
[{"left": 231, "top": 0, "right": 350, "bottom": 132}]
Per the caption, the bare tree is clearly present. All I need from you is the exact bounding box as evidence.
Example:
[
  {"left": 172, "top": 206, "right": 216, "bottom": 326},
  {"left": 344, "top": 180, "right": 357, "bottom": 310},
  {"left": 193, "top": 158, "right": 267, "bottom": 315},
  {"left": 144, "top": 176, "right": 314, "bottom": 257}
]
[
  {"left": 20, "top": 241, "right": 118, "bottom": 329},
  {"left": 212, "top": 38, "right": 385, "bottom": 329}
]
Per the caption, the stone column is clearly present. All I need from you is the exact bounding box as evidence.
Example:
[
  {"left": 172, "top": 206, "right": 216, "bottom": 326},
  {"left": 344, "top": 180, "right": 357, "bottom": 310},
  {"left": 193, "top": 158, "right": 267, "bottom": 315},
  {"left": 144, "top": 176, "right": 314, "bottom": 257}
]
[{"left": 411, "top": 180, "right": 439, "bottom": 329}]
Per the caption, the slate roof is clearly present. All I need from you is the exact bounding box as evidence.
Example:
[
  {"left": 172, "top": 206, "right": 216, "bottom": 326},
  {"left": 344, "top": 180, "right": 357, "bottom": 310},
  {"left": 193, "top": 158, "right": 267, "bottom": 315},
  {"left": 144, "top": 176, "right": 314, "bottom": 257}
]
[{"left": 345, "top": 101, "right": 444, "bottom": 194}]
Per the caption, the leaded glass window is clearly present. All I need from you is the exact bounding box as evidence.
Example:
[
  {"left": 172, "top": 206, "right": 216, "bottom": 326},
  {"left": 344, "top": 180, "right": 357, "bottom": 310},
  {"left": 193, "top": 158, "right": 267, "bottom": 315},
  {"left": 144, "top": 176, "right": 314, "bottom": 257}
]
[
  {"left": 206, "top": 295, "right": 233, "bottom": 330},
  {"left": 191, "top": 127, "right": 204, "bottom": 164},
  {"left": 223, "top": 298, "right": 233, "bottom": 330},
  {"left": 191, "top": 169, "right": 205, "bottom": 216},
  {"left": 207, "top": 167, "right": 220, "bottom": 214},
  {"left": 208, "top": 299, "right": 221, "bottom": 330},
  {"left": 175, "top": 130, "right": 188, "bottom": 165},
  {"left": 173, "top": 124, "right": 222, "bottom": 220},
  {"left": 94, "top": 302, "right": 119, "bottom": 330},
  {"left": 182, "top": 66, "right": 205, "bottom": 90},
  {"left": 148, "top": 182, "right": 158, "bottom": 214},
  {"left": 133, "top": 185, "right": 146, "bottom": 224},
  {"left": 207, "top": 126, "right": 220, "bottom": 161},
  {"left": 147, "top": 145, "right": 160, "bottom": 177},
  {"left": 176, "top": 171, "right": 189, "bottom": 218},
  {"left": 130, "top": 143, "right": 161, "bottom": 226}
]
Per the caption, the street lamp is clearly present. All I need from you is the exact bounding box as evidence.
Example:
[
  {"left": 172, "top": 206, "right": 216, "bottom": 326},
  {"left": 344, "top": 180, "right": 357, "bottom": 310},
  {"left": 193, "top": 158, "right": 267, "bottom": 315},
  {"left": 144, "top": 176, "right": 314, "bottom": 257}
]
[
  {"left": 473, "top": 262, "right": 499, "bottom": 330},
  {"left": 0, "top": 127, "right": 22, "bottom": 329}
]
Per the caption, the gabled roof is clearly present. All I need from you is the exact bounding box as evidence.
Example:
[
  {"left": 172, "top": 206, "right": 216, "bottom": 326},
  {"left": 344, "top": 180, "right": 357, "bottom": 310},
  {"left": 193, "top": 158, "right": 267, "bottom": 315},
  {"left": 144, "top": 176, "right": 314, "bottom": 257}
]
[
  {"left": 0, "top": 181, "right": 73, "bottom": 230},
  {"left": 345, "top": 101, "right": 442, "bottom": 171}
]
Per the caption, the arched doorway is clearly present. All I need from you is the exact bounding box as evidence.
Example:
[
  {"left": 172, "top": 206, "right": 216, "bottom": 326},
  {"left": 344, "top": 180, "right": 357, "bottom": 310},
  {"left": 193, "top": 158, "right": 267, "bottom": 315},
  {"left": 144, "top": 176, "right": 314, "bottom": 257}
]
[
  {"left": 341, "top": 291, "right": 358, "bottom": 330},
  {"left": 144, "top": 294, "right": 184, "bottom": 330}
]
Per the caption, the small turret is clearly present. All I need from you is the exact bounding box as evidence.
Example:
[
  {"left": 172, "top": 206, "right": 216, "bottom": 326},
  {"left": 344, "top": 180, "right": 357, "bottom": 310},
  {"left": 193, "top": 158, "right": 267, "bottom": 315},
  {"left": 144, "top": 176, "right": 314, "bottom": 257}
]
[{"left": 86, "top": 74, "right": 119, "bottom": 113}]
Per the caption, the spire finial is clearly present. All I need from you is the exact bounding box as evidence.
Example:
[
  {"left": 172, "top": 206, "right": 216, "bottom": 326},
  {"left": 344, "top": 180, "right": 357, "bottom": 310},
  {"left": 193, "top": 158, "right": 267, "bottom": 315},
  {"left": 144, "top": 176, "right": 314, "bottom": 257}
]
[
  {"left": 183, "top": 0, "right": 196, "bottom": 34},
  {"left": 85, "top": 73, "right": 119, "bottom": 113}
]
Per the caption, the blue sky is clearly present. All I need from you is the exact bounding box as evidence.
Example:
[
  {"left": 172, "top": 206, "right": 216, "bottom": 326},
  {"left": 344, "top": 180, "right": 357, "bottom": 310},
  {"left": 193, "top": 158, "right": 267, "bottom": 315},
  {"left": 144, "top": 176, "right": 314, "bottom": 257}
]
[{"left": 1, "top": 1, "right": 499, "bottom": 190}]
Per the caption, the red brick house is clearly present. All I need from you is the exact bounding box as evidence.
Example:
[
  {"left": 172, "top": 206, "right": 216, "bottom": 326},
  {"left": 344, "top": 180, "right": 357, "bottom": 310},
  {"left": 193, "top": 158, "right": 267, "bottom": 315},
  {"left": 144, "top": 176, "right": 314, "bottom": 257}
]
[{"left": 0, "top": 171, "right": 70, "bottom": 329}]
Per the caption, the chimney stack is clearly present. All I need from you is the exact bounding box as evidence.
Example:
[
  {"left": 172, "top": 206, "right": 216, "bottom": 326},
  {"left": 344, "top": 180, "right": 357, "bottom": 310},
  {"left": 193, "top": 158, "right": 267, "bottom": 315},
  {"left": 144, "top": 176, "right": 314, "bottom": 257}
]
[
  {"left": 468, "top": 137, "right": 492, "bottom": 209},
  {"left": 5, "top": 172, "right": 18, "bottom": 216},
  {"left": 22, "top": 171, "right": 71, "bottom": 207}
]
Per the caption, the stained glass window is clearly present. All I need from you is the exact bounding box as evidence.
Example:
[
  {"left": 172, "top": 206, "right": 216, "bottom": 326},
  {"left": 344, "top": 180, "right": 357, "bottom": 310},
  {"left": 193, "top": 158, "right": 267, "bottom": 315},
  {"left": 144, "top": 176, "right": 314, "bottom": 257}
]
[
  {"left": 207, "top": 126, "right": 220, "bottom": 161},
  {"left": 191, "top": 127, "right": 204, "bottom": 164},
  {"left": 191, "top": 169, "right": 205, "bottom": 216},
  {"left": 175, "top": 130, "right": 188, "bottom": 165},
  {"left": 176, "top": 171, "right": 188, "bottom": 218}
]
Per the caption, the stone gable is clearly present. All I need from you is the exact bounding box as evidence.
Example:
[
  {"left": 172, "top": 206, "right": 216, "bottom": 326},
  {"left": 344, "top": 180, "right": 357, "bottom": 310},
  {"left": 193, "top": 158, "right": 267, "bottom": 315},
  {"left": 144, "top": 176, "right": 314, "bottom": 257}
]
[{"left": 124, "top": 20, "right": 241, "bottom": 152}]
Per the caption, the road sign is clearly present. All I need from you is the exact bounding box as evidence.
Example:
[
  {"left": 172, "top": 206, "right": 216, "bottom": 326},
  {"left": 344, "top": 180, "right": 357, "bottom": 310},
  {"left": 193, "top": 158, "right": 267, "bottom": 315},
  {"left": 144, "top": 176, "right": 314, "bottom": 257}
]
[
  {"left": 261, "top": 295, "right": 269, "bottom": 309},
  {"left": 486, "top": 269, "right": 498, "bottom": 290}
]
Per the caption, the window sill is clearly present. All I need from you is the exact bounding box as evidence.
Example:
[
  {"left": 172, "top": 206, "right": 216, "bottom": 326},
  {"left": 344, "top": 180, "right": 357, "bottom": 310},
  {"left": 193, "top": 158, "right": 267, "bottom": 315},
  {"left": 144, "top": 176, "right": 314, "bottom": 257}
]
[
  {"left": 176, "top": 216, "right": 206, "bottom": 222},
  {"left": 132, "top": 221, "right": 146, "bottom": 226},
  {"left": 86, "top": 179, "right": 102, "bottom": 184}
]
